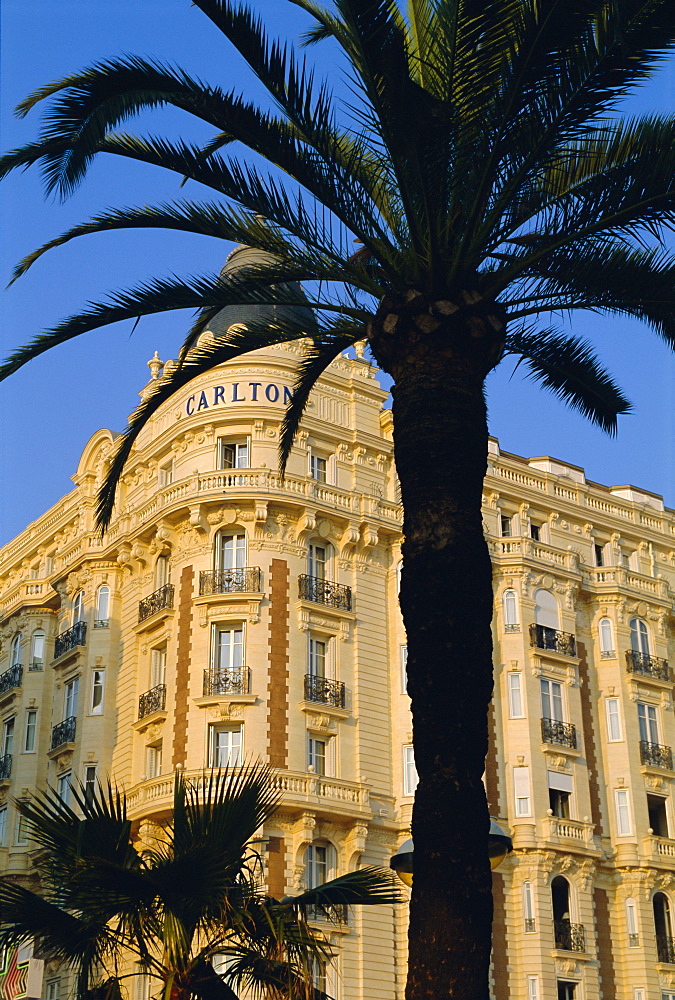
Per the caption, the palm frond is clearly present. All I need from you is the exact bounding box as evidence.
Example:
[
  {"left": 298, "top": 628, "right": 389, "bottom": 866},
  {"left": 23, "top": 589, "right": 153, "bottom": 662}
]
[{"left": 281, "top": 866, "right": 401, "bottom": 909}]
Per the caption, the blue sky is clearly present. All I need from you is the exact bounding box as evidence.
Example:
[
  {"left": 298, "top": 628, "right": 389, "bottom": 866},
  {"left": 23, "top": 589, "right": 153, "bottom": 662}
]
[{"left": 1, "top": 0, "right": 674, "bottom": 547}]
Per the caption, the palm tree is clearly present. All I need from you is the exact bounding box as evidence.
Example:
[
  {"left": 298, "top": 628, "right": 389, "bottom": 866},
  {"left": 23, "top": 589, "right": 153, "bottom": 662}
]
[
  {"left": 0, "top": 765, "right": 398, "bottom": 1000},
  {"left": 2, "top": 1, "right": 675, "bottom": 996}
]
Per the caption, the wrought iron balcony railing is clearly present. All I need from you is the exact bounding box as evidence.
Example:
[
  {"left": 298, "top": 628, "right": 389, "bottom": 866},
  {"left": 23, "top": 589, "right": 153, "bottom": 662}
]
[
  {"left": 541, "top": 717, "right": 577, "bottom": 750},
  {"left": 138, "top": 584, "right": 174, "bottom": 623},
  {"left": 199, "top": 567, "right": 262, "bottom": 596},
  {"left": 306, "top": 903, "right": 349, "bottom": 924},
  {"left": 54, "top": 621, "right": 87, "bottom": 659},
  {"left": 529, "top": 623, "right": 576, "bottom": 657},
  {"left": 304, "top": 674, "right": 346, "bottom": 709},
  {"left": 138, "top": 684, "right": 167, "bottom": 720},
  {"left": 554, "top": 920, "right": 585, "bottom": 953},
  {"left": 203, "top": 666, "right": 251, "bottom": 697},
  {"left": 299, "top": 575, "right": 352, "bottom": 611},
  {"left": 0, "top": 753, "right": 12, "bottom": 780},
  {"left": 51, "top": 716, "right": 76, "bottom": 750},
  {"left": 626, "top": 650, "right": 670, "bottom": 681},
  {"left": 0, "top": 664, "right": 22, "bottom": 695},
  {"left": 658, "top": 935, "right": 675, "bottom": 964},
  {"left": 640, "top": 740, "right": 673, "bottom": 770}
]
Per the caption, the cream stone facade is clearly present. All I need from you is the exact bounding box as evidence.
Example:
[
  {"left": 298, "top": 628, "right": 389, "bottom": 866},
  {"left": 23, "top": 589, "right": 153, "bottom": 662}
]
[{"left": 1, "top": 339, "right": 675, "bottom": 1000}]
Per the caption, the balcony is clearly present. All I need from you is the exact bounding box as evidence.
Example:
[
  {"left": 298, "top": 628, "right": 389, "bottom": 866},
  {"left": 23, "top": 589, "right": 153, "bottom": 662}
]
[
  {"left": 0, "top": 754, "right": 12, "bottom": 781},
  {"left": 640, "top": 740, "right": 673, "bottom": 770},
  {"left": 54, "top": 621, "right": 87, "bottom": 659},
  {"left": 299, "top": 575, "right": 352, "bottom": 611},
  {"left": 304, "top": 674, "right": 346, "bottom": 709},
  {"left": 203, "top": 667, "right": 251, "bottom": 697},
  {"left": 138, "top": 584, "right": 174, "bottom": 624},
  {"left": 541, "top": 717, "right": 577, "bottom": 750},
  {"left": 658, "top": 935, "right": 675, "bottom": 964},
  {"left": 0, "top": 664, "right": 22, "bottom": 695},
  {"left": 51, "top": 716, "right": 76, "bottom": 751},
  {"left": 626, "top": 650, "right": 669, "bottom": 681},
  {"left": 554, "top": 920, "right": 585, "bottom": 953},
  {"left": 306, "top": 903, "right": 349, "bottom": 924},
  {"left": 199, "top": 567, "right": 262, "bottom": 596},
  {"left": 138, "top": 684, "right": 167, "bottom": 720},
  {"left": 529, "top": 623, "right": 576, "bottom": 657}
]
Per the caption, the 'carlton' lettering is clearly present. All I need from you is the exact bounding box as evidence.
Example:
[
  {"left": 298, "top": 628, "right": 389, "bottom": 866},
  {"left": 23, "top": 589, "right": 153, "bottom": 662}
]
[
  {"left": 183, "top": 381, "right": 291, "bottom": 415},
  {"left": 265, "top": 383, "right": 279, "bottom": 403}
]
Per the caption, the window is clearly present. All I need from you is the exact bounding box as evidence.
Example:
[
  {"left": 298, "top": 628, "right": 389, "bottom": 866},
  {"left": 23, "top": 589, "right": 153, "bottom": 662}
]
[
  {"left": 154, "top": 555, "right": 170, "bottom": 589},
  {"left": 209, "top": 727, "right": 242, "bottom": 768},
  {"left": 10, "top": 633, "right": 22, "bottom": 667},
  {"left": 15, "top": 808, "right": 29, "bottom": 846},
  {"left": 599, "top": 618, "right": 614, "bottom": 657},
  {"left": 218, "top": 439, "right": 249, "bottom": 470},
  {"left": 615, "top": 788, "right": 633, "bottom": 836},
  {"left": 594, "top": 543, "right": 605, "bottom": 567},
  {"left": 606, "top": 699, "right": 623, "bottom": 742},
  {"left": 146, "top": 743, "right": 163, "bottom": 779},
  {"left": 57, "top": 772, "right": 72, "bottom": 807},
  {"left": 305, "top": 842, "right": 335, "bottom": 889},
  {"left": 527, "top": 978, "right": 539, "bottom": 1000},
  {"left": 403, "top": 745, "right": 418, "bottom": 796},
  {"left": 0, "top": 805, "right": 6, "bottom": 846},
  {"left": 534, "top": 589, "right": 559, "bottom": 629},
  {"left": 30, "top": 630, "right": 45, "bottom": 670},
  {"left": 401, "top": 645, "right": 408, "bottom": 692},
  {"left": 312, "top": 959, "right": 328, "bottom": 997},
  {"left": 72, "top": 591, "right": 85, "bottom": 625},
  {"left": 654, "top": 893, "right": 673, "bottom": 960},
  {"left": 212, "top": 625, "right": 244, "bottom": 671},
  {"left": 530, "top": 523, "right": 541, "bottom": 542},
  {"left": 548, "top": 771, "right": 573, "bottom": 819},
  {"left": 84, "top": 764, "right": 98, "bottom": 805},
  {"left": 308, "top": 543, "right": 328, "bottom": 580},
  {"left": 2, "top": 718, "right": 14, "bottom": 758},
  {"left": 46, "top": 981, "right": 60, "bottom": 1000},
  {"left": 151, "top": 646, "right": 167, "bottom": 688},
  {"left": 513, "top": 766, "right": 531, "bottom": 816},
  {"left": 45, "top": 554, "right": 55, "bottom": 576},
  {"left": 24, "top": 710, "right": 37, "bottom": 752},
  {"left": 503, "top": 590, "right": 519, "bottom": 631},
  {"left": 557, "top": 983, "right": 576, "bottom": 1000},
  {"left": 308, "top": 735, "right": 328, "bottom": 776},
  {"left": 215, "top": 532, "right": 247, "bottom": 570},
  {"left": 626, "top": 897, "right": 639, "bottom": 946},
  {"left": 540, "top": 678, "right": 564, "bottom": 723},
  {"left": 134, "top": 964, "right": 151, "bottom": 1000},
  {"left": 523, "top": 881, "right": 535, "bottom": 932},
  {"left": 630, "top": 617, "right": 650, "bottom": 655},
  {"left": 158, "top": 461, "right": 173, "bottom": 487},
  {"left": 64, "top": 676, "right": 79, "bottom": 720},
  {"left": 308, "top": 635, "right": 328, "bottom": 678},
  {"left": 648, "top": 794, "right": 669, "bottom": 837},
  {"left": 95, "top": 586, "right": 110, "bottom": 624},
  {"left": 500, "top": 514, "right": 512, "bottom": 537},
  {"left": 638, "top": 702, "right": 659, "bottom": 744},
  {"left": 508, "top": 674, "right": 524, "bottom": 718},
  {"left": 90, "top": 669, "right": 105, "bottom": 715},
  {"left": 309, "top": 453, "right": 327, "bottom": 483}
]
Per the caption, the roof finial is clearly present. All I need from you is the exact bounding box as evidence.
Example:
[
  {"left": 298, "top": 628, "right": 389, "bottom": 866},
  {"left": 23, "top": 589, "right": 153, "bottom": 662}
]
[{"left": 147, "top": 351, "right": 164, "bottom": 380}]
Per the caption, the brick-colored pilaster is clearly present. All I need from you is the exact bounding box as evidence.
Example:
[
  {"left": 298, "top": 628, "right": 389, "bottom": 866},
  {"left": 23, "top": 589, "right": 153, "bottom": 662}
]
[
  {"left": 485, "top": 700, "right": 501, "bottom": 816},
  {"left": 267, "top": 836, "right": 286, "bottom": 899},
  {"left": 577, "top": 641, "right": 603, "bottom": 834},
  {"left": 491, "top": 871, "right": 510, "bottom": 1000},
  {"left": 268, "top": 559, "right": 289, "bottom": 768},
  {"left": 172, "top": 565, "right": 193, "bottom": 769},
  {"left": 594, "top": 886, "right": 617, "bottom": 1000}
]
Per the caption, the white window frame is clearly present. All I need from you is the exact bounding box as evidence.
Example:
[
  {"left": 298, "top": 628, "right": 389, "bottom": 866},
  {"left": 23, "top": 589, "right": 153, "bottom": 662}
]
[
  {"left": 146, "top": 743, "right": 163, "bottom": 780},
  {"left": 308, "top": 542, "right": 329, "bottom": 580},
  {"left": 95, "top": 585, "right": 110, "bottom": 623},
  {"left": 527, "top": 977, "right": 539, "bottom": 1000},
  {"left": 57, "top": 772, "right": 72, "bottom": 807},
  {"left": 606, "top": 698, "right": 623, "bottom": 742},
  {"left": 151, "top": 645, "right": 167, "bottom": 688},
  {"left": 508, "top": 673, "right": 524, "bottom": 719},
  {"left": 90, "top": 669, "right": 105, "bottom": 715},
  {"left": 24, "top": 709, "right": 37, "bottom": 753},
  {"left": 400, "top": 645, "right": 408, "bottom": 693},
  {"left": 626, "top": 897, "right": 639, "bottom": 946},
  {"left": 30, "top": 630, "right": 45, "bottom": 670},
  {"left": 46, "top": 981, "right": 60, "bottom": 1000},
  {"left": 209, "top": 726, "right": 243, "bottom": 768},
  {"left": 500, "top": 514, "right": 512, "bottom": 537},
  {"left": 514, "top": 766, "right": 532, "bottom": 817},
  {"left": 211, "top": 623, "right": 245, "bottom": 671},
  {"left": 637, "top": 701, "right": 659, "bottom": 744},
  {"left": 214, "top": 531, "right": 247, "bottom": 571},
  {"left": 599, "top": 618, "right": 614, "bottom": 657},
  {"left": 64, "top": 676, "right": 79, "bottom": 721},
  {"left": 0, "top": 805, "right": 6, "bottom": 846},
  {"left": 615, "top": 788, "right": 633, "bottom": 836},
  {"left": 403, "top": 744, "right": 418, "bottom": 796},
  {"left": 503, "top": 590, "right": 519, "bottom": 630},
  {"left": 523, "top": 881, "right": 535, "bottom": 932},
  {"left": 217, "top": 438, "right": 250, "bottom": 470},
  {"left": 305, "top": 841, "right": 336, "bottom": 888},
  {"left": 308, "top": 634, "right": 331, "bottom": 679},
  {"left": 72, "top": 590, "right": 85, "bottom": 625},
  {"left": 2, "top": 717, "right": 15, "bottom": 758},
  {"left": 15, "top": 808, "right": 29, "bottom": 846},
  {"left": 10, "top": 633, "right": 22, "bottom": 667},
  {"left": 158, "top": 461, "right": 173, "bottom": 487},
  {"left": 308, "top": 734, "right": 333, "bottom": 776},
  {"left": 154, "top": 555, "right": 170, "bottom": 589},
  {"left": 84, "top": 764, "right": 98, "bottom": 804},
  {"left": 540, "top": 677, "right": 564, "bottom": 723},
  {"left": 630, "top": 617, "right": 650, "bottom": 655}
]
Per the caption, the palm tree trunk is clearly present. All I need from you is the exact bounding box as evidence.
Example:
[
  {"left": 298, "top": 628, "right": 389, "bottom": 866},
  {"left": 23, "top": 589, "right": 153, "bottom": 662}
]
[{"left": 392, "top": 354, "right": 495, "bottom": 1000}]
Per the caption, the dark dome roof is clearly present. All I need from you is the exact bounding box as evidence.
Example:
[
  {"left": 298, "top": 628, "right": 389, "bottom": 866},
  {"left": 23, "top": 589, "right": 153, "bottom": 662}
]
[{"left": 208, "top": 244, "right": 318, "bottom": 337}]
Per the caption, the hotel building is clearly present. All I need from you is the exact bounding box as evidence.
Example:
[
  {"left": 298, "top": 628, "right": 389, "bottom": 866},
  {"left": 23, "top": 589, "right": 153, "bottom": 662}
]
[{"left": 1, "top": 277, "right": 674, "bottom": 1000}]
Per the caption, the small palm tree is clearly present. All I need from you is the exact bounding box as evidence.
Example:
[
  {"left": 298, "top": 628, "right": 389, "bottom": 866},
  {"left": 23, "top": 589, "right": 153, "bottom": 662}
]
[
  {"left": 2, "top": 2, "right": 675, "bottom": 997},
  {"left": 0, "top": 765, "right": 398, "bottom": 1000}
]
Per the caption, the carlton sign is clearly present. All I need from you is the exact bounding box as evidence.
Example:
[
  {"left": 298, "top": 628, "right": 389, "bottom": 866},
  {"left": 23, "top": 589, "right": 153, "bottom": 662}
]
[{"left": 185, "top": 381, "right": 292, "bottom": 415}]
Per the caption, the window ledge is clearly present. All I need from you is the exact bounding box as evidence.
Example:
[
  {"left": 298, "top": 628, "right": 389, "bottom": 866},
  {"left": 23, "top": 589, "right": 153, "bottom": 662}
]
[
  {"left": 132, "top": 709, "right": 168, "bottom": 733},
  {"left": 134, "top": 608, "right": 176, "bottom": 635},
  {"left": 299, "top": 700, "right": 350, "bottom": 720},
  {"left": 541, "top": 743, "right": 582, "bottom": 760},
  {"left": 193, "top": 694, "right": 258, "bottom": 708}
]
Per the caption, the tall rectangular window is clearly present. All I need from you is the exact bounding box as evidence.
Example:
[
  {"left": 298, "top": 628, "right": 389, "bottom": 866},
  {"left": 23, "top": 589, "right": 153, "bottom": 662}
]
[
  {"left": 309, "top": 453, "right": 327, "bottom": 483},
  {"left": 401, "top": 646, "right": 408, "bottom": 692},
  {"left": 615, "top": 788, "right": 633, "bottom": 836},
  {"left": 212, "top": 626, "right": 244, "bottom": 671},
  {"left": 46, "top": 981, "right": 60, "bottom": 1000},
  {"left": 84, "top": 764, "right": 98, "bottom": 805},
  {"left": 308, "top": 544, "right": 327, "bottom": 580},
  {"left": 523, "top": 881, "right": 535, "bottom": 932},
  {"left": 514, "top": 767, "right": 531, "bottom": 817},
  {"left": 308, "top": 736, "right": 327, "bottom": 776},
  {"left": 151, "top": 646, "right": 167, "bottom": 688},
  {"left": 218, "top": 439, "right": 249, "bottom": 470},
  {"left": 508, "top": 674, "right": 524, "bottom": 718},
  {"left": 527, "top": 977, "right": 539, "bottom": 1000},
  {"left": 308, "top": 636, "right": 327, "bottom": 678},
  {"left": 626, "top": 897, "right": 639, "bottom": 946},
  {"left": 15, "top": 808, "right": 29, "bottom": 846},
  {"left": 64, "top": 677, "right": 79, "bottom": 720},
  {"left": 637, "top": 702, "right": 659, "bottom": 744},
  {"left": 0, "top": 806, "right": 6, "bottom": 846},
  {"left": 594, "top": 543, "right": 605, "bottom": 567},
  {"left": 500, "top": 514, "right": 512, "bottom": 537},
  {"left": 540, "top": 678, "right": 564, "bottom": 722},
  {"left": 90, "top": 669, "right": 105, "bottom": 715},
  {"left": 57, "top": 772, "right": 72, "bottom": 807},
  {"left": 2, "top": 717, "right": 15, "bottom": 757},
  {"left": 158, "top": 461, "right": 173, "bottom": 486},
  {"left": 146, "top": 743, "right": 162, "bottom": 779},
  {"left": 530, "top": 523, "right": 541, "bottom": 541},
  {"left": 24, "top": 710, "right": 37, "bottom": 752},
  {"left": 216, "top": 533, "right": 247, "bottom": 570},
  {"left": 209, "top": 727, "right": 242, "bottom": 768},
  {"left": 305, "top": 843, "right": 329, "bottom": 888},
  {"left": 403, "top": 745, "right": 418, "bottom": 796},
  {"left": 606, "top": 699, "right": 622, "bottom": 741}
]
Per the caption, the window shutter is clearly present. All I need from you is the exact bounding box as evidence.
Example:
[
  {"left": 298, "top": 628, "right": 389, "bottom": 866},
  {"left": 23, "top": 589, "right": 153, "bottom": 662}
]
[
  {"left": 327, "top": 454, "right": 337, "bottom": 486},
  {"left": 307, "top": 446, "right": 313, "bottom": 477}
]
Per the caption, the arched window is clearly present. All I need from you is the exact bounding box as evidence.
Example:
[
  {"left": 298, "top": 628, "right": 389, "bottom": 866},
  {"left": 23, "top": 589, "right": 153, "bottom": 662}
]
[
  {"left": 630, "top": 618, "right": 650, "bottom": 656},
  {"left": 308, "top": 542, "right": 330, "bottom": 581},
  {"left": 72, "top": 591, "right": 85, "bottom": 625},
  {"left": 95, "top": 586, "right": 110, "bottom": 625},
  {"left": 534, "top": 589, "right": 559, "bottom": 629},
  {"left": 503, "top": 590, "right": 520, "bottom": 631},
  {"left": 30, "top": 631, "right": 45, "bottom": 671},
  {"left": 626, "top": 897, "right": 639, "bottom": 946},
  {"left": 551, "top": 876, "right": 575, "bottom": 950},
  {"left": 599, "top": 618, "right": 614, "bottom": 657},
  {"left": 10, "top": 633, "right": 23, "bottom": 667},
  {"left": 214, "top": 531, "right": 247, "bottom": 571},
  {"left": 654, "top": 892, "right": 673, "bottom": 962},
  {"left": 154, "top": 555, "right": 170, "bottom": 590}
]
